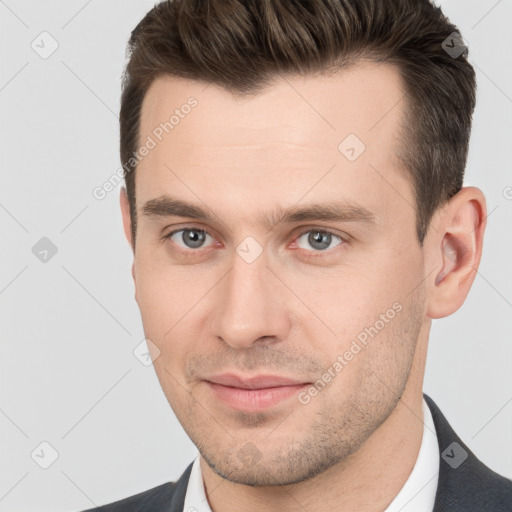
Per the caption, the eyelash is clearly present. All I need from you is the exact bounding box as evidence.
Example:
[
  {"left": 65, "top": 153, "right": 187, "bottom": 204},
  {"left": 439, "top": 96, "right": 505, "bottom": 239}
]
[{"left": 162, "top": 226, "right": 347, "bottom": 258}]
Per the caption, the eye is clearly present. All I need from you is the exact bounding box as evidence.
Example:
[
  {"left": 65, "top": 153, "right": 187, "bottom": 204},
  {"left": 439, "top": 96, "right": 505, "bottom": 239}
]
[
  {"left": 162, "top": 226, "right": 346, "bottom": 257},
  {"left": 164, "top": 227, "right": 215, "bottom": 250},
  {"left": 295, "top": 229, "right": 344, "bottom": 253}
]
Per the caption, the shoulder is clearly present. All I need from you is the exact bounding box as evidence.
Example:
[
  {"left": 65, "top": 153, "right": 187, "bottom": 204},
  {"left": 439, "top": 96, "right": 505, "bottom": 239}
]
[
  {"left": 436, "top": 450, "right": 512, "bottom": 511},
  {"left": 77, "top": 461, "right": 194, "bottom": 512},
  {"left": 423, "top": 394, "right": 512, "bottom": 511},
  {"left": 79, "top": 481, "right": 178, "bottom": 512}
]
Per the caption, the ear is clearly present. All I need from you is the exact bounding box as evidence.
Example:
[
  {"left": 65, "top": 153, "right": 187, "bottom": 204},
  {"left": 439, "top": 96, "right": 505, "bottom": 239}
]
[
  {"left": 425, "top": 187, "right": 487, "bottom": 319},
  {"left": 120, "top": 187, "right": 136, "bottom": 282}
]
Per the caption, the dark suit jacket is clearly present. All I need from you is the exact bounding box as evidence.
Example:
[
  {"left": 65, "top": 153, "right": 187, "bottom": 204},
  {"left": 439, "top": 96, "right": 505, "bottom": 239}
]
[{"left": 81, "top": 394, "right": 512, "bottom": 511}]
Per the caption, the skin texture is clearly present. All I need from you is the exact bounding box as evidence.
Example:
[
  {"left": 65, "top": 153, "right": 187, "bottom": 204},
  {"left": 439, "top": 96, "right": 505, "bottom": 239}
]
[{"left": 120, "top": 60, "right": 486, "bottom": 511}]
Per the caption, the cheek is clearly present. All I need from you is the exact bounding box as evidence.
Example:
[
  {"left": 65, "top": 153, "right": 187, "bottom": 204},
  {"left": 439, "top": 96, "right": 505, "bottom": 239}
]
[
  {"left": 288, "top": 265, "right": 397, "bottom": 338},
  {"left": 151, "top": 356, "right": 194, "bottom": 423},
  {"left": 135, "top": 256, "right": 195, "bottom": 333},
  {"left": 296, "top": 252, "right": 422, "bottom": 368},
  {"left": 134, "top": 257, "right": 213, "bottom": 368}
]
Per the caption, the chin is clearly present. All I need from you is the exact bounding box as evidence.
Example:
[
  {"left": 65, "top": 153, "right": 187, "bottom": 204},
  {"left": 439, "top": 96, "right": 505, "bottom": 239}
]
[{"left": 198, "top": 438, "right": 354, "bottom": 487}]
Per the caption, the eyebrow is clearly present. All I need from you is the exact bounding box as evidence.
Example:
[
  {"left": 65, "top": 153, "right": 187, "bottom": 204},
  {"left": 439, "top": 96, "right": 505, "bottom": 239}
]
[{"left": 141, "top": 194, "right": 377, "bottom": 231}]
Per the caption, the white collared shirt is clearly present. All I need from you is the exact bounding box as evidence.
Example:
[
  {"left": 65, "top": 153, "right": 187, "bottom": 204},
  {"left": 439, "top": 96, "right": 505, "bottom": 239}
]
[{"left": 183, "top": 397, "right": 439, "bottom": 512}]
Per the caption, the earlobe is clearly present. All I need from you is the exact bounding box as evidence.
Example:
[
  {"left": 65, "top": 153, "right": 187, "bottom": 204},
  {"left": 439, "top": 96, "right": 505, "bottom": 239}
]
[{"left": 426, "top": 187, "right": 486, "bottom": 319}]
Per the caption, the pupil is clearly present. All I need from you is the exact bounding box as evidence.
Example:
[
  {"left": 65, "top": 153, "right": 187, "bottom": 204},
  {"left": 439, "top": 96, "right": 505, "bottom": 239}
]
[
  {"left": 310, "top": 231, "right": 330, "bottom": 250},
  {"left": 184, "top": 229, "right": 205, "bottom": 248}
]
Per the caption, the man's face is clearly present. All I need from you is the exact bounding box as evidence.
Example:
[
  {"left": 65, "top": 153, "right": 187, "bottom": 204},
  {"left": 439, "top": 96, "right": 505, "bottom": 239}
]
[{"left": 126, "top": 61, "right": 430, "bottom": 485}]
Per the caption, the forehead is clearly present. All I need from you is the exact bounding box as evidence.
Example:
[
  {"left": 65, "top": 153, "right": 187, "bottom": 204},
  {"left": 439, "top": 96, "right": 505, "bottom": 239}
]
[
  {"left": 140, "top": 60, "right": 406, "bottom": 148},
  {"left": 136, "top": 61, "right": 412, "bottom": 229}
]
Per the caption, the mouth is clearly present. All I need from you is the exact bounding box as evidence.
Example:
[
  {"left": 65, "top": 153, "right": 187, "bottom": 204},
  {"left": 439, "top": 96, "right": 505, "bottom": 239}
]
[{"left": 203, "top": 373, "right": 311, "bottom": 412}]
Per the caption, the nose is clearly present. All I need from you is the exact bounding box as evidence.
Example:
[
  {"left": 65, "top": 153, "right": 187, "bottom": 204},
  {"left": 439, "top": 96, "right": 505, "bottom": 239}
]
[{"left": 209, "top": 249, "right": 291, "bottom": 350}]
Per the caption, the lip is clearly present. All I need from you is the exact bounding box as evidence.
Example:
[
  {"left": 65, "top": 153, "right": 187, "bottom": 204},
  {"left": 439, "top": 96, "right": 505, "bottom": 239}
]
[
  {"left": 205, "top": 373, "right": 307, "bottom": 389},
  {"left": 204, "top": 373, "right": 310, "bottom": 412}
]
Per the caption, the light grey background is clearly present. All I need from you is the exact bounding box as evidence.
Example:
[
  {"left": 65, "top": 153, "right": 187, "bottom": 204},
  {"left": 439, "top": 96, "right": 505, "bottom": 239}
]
[{"left": 1, "top": 1, "right": 511, "bottom": 511}]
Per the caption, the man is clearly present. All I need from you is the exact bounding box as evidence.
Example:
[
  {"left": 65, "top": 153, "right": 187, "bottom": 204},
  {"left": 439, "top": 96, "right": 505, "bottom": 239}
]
[{"left": 82, "top": 0, "right": 512, "bottom": 510}]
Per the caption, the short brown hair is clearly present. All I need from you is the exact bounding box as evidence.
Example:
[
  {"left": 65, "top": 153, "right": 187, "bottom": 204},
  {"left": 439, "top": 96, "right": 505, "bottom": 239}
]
[{"left": 120, "top": 0, "right": 476, "bottom": 246}]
